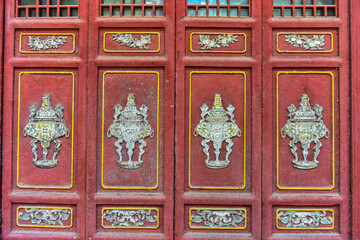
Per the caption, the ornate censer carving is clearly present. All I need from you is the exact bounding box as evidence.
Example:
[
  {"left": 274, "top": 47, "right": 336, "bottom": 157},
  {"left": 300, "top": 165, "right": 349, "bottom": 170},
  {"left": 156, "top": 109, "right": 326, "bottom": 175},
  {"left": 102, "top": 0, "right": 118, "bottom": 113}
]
[
  {"left": 281, "top": 94, "right": 329, "bottom": 169},
  {"left": 194, "top": 94, "right": 241, "bottom": 169},
  {"left": 23, "top": 94, "right": 70, "bottom": 168},
  {"left": 107, "top": 94, "right": 154, "bottom": 169}
]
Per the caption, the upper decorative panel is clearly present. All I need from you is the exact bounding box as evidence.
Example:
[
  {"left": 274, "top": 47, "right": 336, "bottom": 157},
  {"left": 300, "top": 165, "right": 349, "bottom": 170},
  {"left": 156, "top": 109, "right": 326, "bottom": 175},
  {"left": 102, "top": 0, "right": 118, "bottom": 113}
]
[
  {"left": 187, "top": 0, "right": 251, "bottom": 17},
  {"left": 273, "top": 29, "right": 338, "bottom": 57},
  {"left": 16, "top": 30, "right": 79, "bottom": 57},
  {"left": 16, "top": 0, "right": 79, "bottom": 18},
  {"left": 273, "top": 0, "right": 337, "bottom": 17},
  {"left": 100, "top": 0, "right": 164, "bottom": 17},
  {"left": 186, "top": 28, "right": 251, "bottom": 57}
]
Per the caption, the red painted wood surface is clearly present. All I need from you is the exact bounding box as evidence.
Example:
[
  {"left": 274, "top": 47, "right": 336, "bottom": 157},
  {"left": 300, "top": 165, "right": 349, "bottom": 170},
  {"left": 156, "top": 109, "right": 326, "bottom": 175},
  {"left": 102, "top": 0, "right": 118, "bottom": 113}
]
[
  {"left": 175, "top": 0, "right": 262, "bottom": 239},
  {"left": 262, "top": 1, "right": 350, "bottom": 239},
  {"left": 0, "top": 0, "right": 357, "bottom": 239},
  {"left": 351, "top": 0, "right": 360, "bottom": 239}
]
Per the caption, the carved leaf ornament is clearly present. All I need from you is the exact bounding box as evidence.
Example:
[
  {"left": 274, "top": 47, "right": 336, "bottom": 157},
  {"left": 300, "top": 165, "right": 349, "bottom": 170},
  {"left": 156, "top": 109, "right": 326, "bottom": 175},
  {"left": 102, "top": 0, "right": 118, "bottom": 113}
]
[
  {"left": 112, "top": 33, "right": 152, "bottom": 49},
  {"left": 18, "top": 208, "right": 71, "bottom": 227},
  {"left": 28, "top": 36, "right": 67, "bottom": 51},
  {"left": 198, "top": 34, "right": 238, "bottom": 50},
  {"left": 285, "top": 34, "right": 326, "bottom": 51},
  {"left": 103, "top": 209, "right": 158, "bottom": 228},
  {"left": 278, "top": 210, "right": 333, "bottom": 229},
  {"left": 191, "top": 210, "right": 245, "bottom": 228}
]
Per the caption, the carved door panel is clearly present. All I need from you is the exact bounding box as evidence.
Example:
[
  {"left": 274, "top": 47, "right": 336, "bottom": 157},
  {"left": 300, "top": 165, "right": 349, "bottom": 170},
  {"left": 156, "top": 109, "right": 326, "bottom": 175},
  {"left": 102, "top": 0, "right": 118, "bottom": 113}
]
[
  {"left": 2, "top": 0, "right": 88, "bottom": 239},
  {"left": 174, "top": 0, "right": 262, "bottom": 239},
  {"left": 262, "top": 0, "right": 350, "bottom": 239}
]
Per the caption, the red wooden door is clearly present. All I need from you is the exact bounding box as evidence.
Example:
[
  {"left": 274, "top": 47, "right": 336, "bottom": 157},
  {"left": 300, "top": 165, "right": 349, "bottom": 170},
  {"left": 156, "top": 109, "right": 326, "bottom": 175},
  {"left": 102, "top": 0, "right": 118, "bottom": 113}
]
[{"left": 1, "top": 0, "right": 353, "bottom": 239}]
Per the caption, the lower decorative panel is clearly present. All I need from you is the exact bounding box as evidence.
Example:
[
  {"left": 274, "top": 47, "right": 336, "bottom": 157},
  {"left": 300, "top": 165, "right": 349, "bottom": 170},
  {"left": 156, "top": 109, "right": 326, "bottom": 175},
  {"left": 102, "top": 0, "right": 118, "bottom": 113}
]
[
  {"left": 185, "top": 205, "right": 251, "bottom": 234},
  {"left": 273, "top": 206, "right": 339, "bottom": 234},
  {"left": 13, "top": 204, "right": 76, "bottom": 233},
  {"left": 102, "top": 207, "right": 159, "bottom": 229},
  {"left": 97, "top": 206, "right": 163, "bottom": 234}
]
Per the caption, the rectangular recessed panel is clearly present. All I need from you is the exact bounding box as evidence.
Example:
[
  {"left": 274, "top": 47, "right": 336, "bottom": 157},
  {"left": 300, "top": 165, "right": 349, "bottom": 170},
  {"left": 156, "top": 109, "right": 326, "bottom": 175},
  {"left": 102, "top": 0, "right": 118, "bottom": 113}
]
[{"left": 15, "top": 71, "right": 75, "bottom": 190}]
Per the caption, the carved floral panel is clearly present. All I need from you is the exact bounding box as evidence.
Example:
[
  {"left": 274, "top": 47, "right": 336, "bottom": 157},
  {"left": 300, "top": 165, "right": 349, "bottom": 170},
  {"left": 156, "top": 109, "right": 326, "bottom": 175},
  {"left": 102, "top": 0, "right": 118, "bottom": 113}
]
[
  {"left": 276, "top": 209, "right": 334, "bottom": 230},
  {"left": 189, "top": 208, "right": 247, "bottom": 230},
  {"left": 102, "top": 208, "right": 159, "bottom": 229},
  {"left": 19, "top": 33, "right": 76, "bottom": 54},
  {"left": 17, "top": 207, "right": 73, "bottom": 228}
]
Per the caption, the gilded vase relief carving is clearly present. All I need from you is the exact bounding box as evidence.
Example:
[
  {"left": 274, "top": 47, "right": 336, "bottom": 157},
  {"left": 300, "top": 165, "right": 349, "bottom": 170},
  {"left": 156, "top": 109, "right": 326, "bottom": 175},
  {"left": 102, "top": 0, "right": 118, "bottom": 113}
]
[
  {"left": 112, "top": 33, "right": 152, "bottom": 49},
  {"left": 28, "top": 36, "right": 67, "bottom": 51},
  {"left": 281, "top": 94, "right": 329, "bottom": 169},
  {"left": 194, "top": 94, "right": 241, "bottom": 169},
  {"left": 23, "top": 94, "right": 70, "bottom": 168},
  {"left": 198, "top": 34, "right": 238, "bottom": 50},
  {"left": 285, "top": 34, "right": 325, "bottom": 50},
  {"left": 190, "top": 209, "right": 246, "bottom": 229},
  {"left": 18, "top": 207, "right": 72, "bottom": 227},
  {"left": 107, "top": 94, "right": 154, "bottom": 169},
  {"left": 102, "top": 209, "right": 158, "bottom": 228},
  {"left": 277, "top": 210, "right": 333, "bottom": 229}
]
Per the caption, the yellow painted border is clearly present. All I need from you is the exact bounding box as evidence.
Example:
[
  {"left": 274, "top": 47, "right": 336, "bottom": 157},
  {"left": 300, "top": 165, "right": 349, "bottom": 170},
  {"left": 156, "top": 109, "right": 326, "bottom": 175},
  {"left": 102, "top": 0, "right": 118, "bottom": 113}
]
[
  {"left": 276, "top": 208, "right": 335, "bottom": 230},
  {"left": 189, "top": 71, "right": 246, "bottom": 189},
  {"left": 189, "top": 208, "right": 247, "bottom": 230},
  {"left": 103, "top": 32, "right": 161, "bottom": 53},
  {"left": 19, "top": 33, "right": 76, "bottom": 54},
  {"left": 276, "top": 32, "right": 334, "bottom": 53},
  {"left": 190, "top": 32, "right": 247, "bottom": 53},
  {"left": 16, "top": 206, "right": 73, "bottom": 228},
  {"left": 276, "top": 71, "right": 335, "bottom": 190},
  {"left": 101, "top": 207, "right": 159, "bottom": 229},
  {"left": 17, "top": 72, "right": 75, "bottom": 189},
  {"left": 101, "top": 71, "right": 159, "bottom": 190}
]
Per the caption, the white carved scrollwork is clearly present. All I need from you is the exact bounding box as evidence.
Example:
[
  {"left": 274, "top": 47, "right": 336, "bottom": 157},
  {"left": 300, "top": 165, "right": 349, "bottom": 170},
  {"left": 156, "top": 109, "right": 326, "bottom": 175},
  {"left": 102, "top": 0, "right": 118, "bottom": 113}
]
[
  {"left": 191, "top": 209, "right": 246, "bottom": 228},
  {"left": 194, "top": 94, "right": 241, "bottom": 169},
  {"left": 28, "top": 36, "right": 67, "bottom": 51},
  {"left": 285, "top": 34, "right": 325, "bottom": 50},
  {"left": 198, "top": 34, "right": 238, "bottom": 50},
  {"left": 102, "top": 209, "right": 158, "bottom": 228},
  {"left": 18, "top": 208, "right": 72, "bottom": 227},
  {"left": 277, "top": 210, "right": 333, "bottom": 229},
  {"left": 107, "top": 94, "right": 154, "bottom": 169},
  {"left": 23, "top": 94, "right": 70, "bottom": 168},
  {"left": 281, "top": 94, "right": 329, "bottom": 169},
  {"left": 112, "top": 33, "right": 152, "bottom": 49}
]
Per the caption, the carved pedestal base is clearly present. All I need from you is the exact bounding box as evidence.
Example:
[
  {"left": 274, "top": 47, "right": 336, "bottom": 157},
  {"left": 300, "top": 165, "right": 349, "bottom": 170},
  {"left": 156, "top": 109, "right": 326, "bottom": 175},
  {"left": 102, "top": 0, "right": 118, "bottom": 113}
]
[
  {"left": 34, "top": 159, "right": 58, "bottom": 168},
  {"left": 292, "top": 160, "right": 318, "bottom": 169},
  {"left": 206, "top": 160, "right": 229, "bottom": 169},
  {"left": 118, "top": 161, "right": 143, "bottom": 169}
]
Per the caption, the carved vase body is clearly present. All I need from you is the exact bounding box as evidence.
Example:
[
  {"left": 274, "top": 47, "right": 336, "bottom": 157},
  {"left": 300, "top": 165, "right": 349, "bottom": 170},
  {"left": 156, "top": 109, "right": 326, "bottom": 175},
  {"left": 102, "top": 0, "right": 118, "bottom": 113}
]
[
  {"left": 194, "top": 94, "right": 241, "bottom": 169},
  {"left": 107, "top": 94, "right": 154, "bottom": 169},
  {"left": 23, "top": 94, "right": 70, "bottom": 168},
  {"left": 281, "top": 94, "right": 329, "bottom": 169}
]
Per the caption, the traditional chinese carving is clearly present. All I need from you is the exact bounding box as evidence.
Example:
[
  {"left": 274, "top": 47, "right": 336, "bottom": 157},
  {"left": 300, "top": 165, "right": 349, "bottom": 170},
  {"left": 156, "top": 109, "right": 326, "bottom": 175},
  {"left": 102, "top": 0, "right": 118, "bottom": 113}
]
[
  {"left": 281, "top": 94, "right": 329, "bottom": 169},
  {"left": 285, "top": 34, "right": 325, "bottom": 50},
  {"left": 191, "top": 209, "right": 246, "bottom": 228},
  {"left": 112, "top": 33, "right": 152, "bottom": 49},
  {"left": 23, "top": 94, "right": 70, "bottom": 168},
  {"left": 28, "top": 36, "right": 67, "bottom": 51},
  {"left": 18, "top": 208, "right": 72, "bottom": 227},
  {"left": 194, "top": 94, "right": 241, "bottom": 169},
  {"left": 107, "top": 94, "right": 154, "bottom": 169},
  {"left": 198, "top": 34, "right": 238, "bottom": 50},
  {"left": 277, "top": 210, "right": 333, "bottom": 229},
  {"left": 102, "top": 209, "right": 158, "bottom": 228}
]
